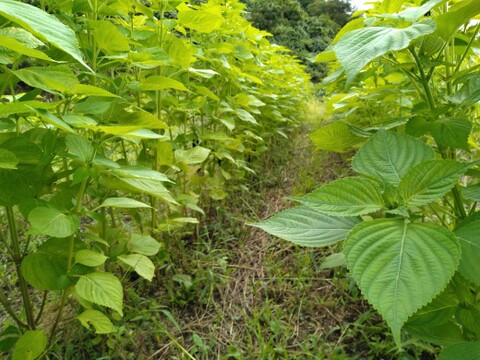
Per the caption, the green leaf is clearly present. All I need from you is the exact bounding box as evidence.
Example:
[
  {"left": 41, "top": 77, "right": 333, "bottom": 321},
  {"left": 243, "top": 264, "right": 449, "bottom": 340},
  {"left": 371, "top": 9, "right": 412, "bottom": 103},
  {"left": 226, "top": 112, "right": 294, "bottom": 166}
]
[
  {"left": 97, "top": 197, "right": 152, "bottom": 209},
  {"left": 13, "top": 330, "right": 47, "bottom": 360},
  {"left": 112, "top": 166, "right": 172, "bottom": 183},
  {"left": 177, "top": 5, "right": 224, "bottom": 33},
  {"left": 66, "top": 134, "right": 94, "bottom": 162},
  {"left": 118, "top": 254, "right": 155, "bottom": 281},
  {"left": 454, "top": 213, "right": 480, "bottom": 285},
  {"left": 436, "top": 0, "right": 480, "bottom": 40},
  {"left": 310, "top": 121, "right": 363, "bottom": 152},
  {"left": 127, "top": 234, "right": 161, "bottom": 256},
  {"left": 75, "top": 250, "right": 107, "bottom": 267},
  {"left": 75, "top": 272, "right": 123, "bottom": 316},
  {"left": 21, "top": 252, "right": 68, "bottom": 290},
  {"left": 251, "top": 205, "right": 360, "bottom": 247},
  {"left": 236, "top": 109, "right": 257, "bottom": 124},
  {"left": 139, "top": 76, "right": 189, "bottom": 91},
  {"left": 352, "top": 130, "right": 435, "bottom": 186},
  {"left": 175, "top": 146, "right": 211, "bottom": 165},
  {"left": 112, "top": 177, "right": 178, "bottom": 204},
  {"left": 399, "top": 160, "right": 470, "bottom": 207},
  {"left": 333, "top": 19, "right": 436, "bottom": 83},
  {"left": 29, "top": 207, "right": 78, "bottom": 238},
  {"left": 0, "top": 0, "right": 91, "bottom": 71},
  {"left": 31, "top": 109, "right": 75, "bottom": 133},
  {"left": 14, "top": 65, "right": 78, "bottom": 94},
  {"left": 344, "top": 219, "right": 460, "bottom": 345},
  {"left": 0, "top": 35, "right": 53, "bottom": 62},
  {"left": 463, "top": 183, "right": 480, "bottom": 202},
  {"left": 295, "top": 177, "right": 384, "bottom": 216},
  {"left": 430, "top": 117, "right": 472, "bottom": 151},
  {"left": 320, "top": 253, "right": 346, "bottom": 269},
  {"left": 0, "top": 148, "right": 18, "bottom": 169},
  {"left": 77, "top": 310, "right": 117, "bottom": 334},
  {"left": 90, "top": 20, "right": 130, "bottom": 53},
  {"left": 439, "top": 341, "right": 480, "bottom": 360},
  {"left": 405, "top": 321, "right": 464, "bottom": 347}
]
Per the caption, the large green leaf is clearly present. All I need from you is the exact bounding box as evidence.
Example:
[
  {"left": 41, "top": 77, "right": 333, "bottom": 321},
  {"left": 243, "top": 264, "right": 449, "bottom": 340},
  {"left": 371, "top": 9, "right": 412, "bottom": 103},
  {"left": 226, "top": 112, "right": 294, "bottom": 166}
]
[
  {"left": 177, "top": 5, "right": 224, "bottom": 33},
  {"left": 430, "top": 117, "right": 472, "bottom": 151},
  {"left": 14, "top": 65, "right": 78, "bottom": 94},
  {"left": 127, "top": 234, "right": 161, "bottom": 256},
  {"left": 439, "top": 341, "right": 480, "bottom": 360},
  {"left": 405, "top": 321, "right": 464, "bottom": 347},
  {"left": 12, "top": 330, "right": 46, "bottom": 360},
  {"left": 436, "top": 0, "right": 480, "bottom": 40},
  {"left": 0, "top": 148, "right": 18, "bottom": 169},
  {"left": 75, "top": 272, "right": 123, "bottom": 316},
  {"left": 21, "top": 252, "right": 69, "bottom": 290},
  {"left": 90, "top": 20, "right": 130, "bottom": 53},
  {"left": 28, "top": 207, "right": 78, "bottom": 238},
  {"left": 251, "top": 205, "right": 360, "bottom": 247},
  {"left": 175, "top": 146, "right": 211, "bottom": 165},
  {"left": 97, "top": 197, "right": 152, "bottom": 209},
  {"left": 295, "top": 177, "right": 384, "bottom": 216},
  {"left": 139, "top": 76, "right": 189, "bottom": 92},
  {"left": 310, "top": 121, "right": 363, "bottom": 152},
  {"left": 454, "top": 213, "right": 480, "bottom": 285},
  {"left": 75, "top": 249, "right": 107, "bottom": 267},
  {"left": 352, "top": 130, "right": 435, "bottom": 186},
  {"left": 0, "top": 35, "right": 53, "bottom": 62},
  {"left": 0, "top": 0, "right": 91, "bottom": 70},
  {"left": 333, "top": 19, "right": 436, "bottom": 83},
  {"left": 344, "top": 219, "right": 460, "bottom": 344},
  {"left": 77, "top": 310, "right": 117, "bottom": 334},
  {"left": 399, "top": 160, "right": 469, "bottom": 207},
  {"left": 112, "top": 177, "right": 177, "bottom": 204},
  {"left": 66, "top": 134, "right": 95, "bottom": 162},
  {"left": 112, "top": 166, "right": 172, "bottom": 183},
  {"left": 118, "top": 254, "right": 155, "bottom": 281}
]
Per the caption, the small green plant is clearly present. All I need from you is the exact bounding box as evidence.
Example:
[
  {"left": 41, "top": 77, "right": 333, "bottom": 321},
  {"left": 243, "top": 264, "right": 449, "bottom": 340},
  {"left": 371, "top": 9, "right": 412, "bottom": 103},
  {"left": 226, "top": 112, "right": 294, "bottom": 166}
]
[{"left": 253, "top": 0, "right": 480, "bottom": 357}]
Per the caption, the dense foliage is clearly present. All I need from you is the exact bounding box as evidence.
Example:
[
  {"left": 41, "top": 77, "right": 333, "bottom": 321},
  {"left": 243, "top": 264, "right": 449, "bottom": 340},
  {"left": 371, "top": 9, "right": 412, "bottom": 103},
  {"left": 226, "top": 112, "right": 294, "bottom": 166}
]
[
  {"left": 246, "top": 0, "right": 353, "bottom": 82},
  {"left": 255, "top": 0, "right": 480, "bottom": 358},
  {"left": 0, "top": 0, "right": 310, "bottom": 357}
]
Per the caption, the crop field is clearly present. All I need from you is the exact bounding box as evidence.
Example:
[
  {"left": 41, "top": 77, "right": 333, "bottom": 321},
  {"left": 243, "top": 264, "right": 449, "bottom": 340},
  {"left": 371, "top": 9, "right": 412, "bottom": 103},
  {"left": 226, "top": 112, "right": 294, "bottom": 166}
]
[{"left": 0, "top": 0, "right": 479, "bottom": 359}]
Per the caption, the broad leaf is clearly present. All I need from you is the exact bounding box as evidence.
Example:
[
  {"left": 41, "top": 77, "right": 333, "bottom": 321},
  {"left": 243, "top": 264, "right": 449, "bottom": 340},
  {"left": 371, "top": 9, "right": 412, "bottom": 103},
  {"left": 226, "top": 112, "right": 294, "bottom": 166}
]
[
  {"left": 251, "top": 205, "right": 360, "bottom": 247},
  {"left": 333, "top": 19, "right": 436, "bottom": 82},
  {"left": 75, "top": 272, "right": 123, "bottom": 316},
  {"left": 439, "top": 341, "right": 480, "bottom": 360},
  {"left": 0, "top": 0, "right": 91, "bottom": 70},
  {"left": 140, "top": 76, "right": 189, "bottom": 91},
  {"left": 127, "top": 234, "right": 161, "bottom": 256},
  {"left": 344, "top": 219, "right": 460, "bottom": 344},
  {"left": 175, "top": 146, "right": 211, "bottom": 165},
  {"left": 118, "top": 254, "right": 155, "bottom": 281},
  {"left": 310, "top": 121, "right": 363, "bottom": 152},
  {"left": 430, "top": 117, "right": 472, "bottom": 151},
  {"left": 14, "top": 65, "right": 78, "bottom": 94},
  {"left": 454, "top": 213, "right": 480, "bottom": 285},
  {"left": 463, "top": 183, "right": 480, "bottom": 202},
  {"left": 21, "top": 252, "right": 69, "bottom": 290},
  {"left": 32, "top": 109, "right": 75, "bottom": 133},
  {"left": 295, "top": 177, "right": 384, "bottom": 216},
  {"left": 0, "top": 35, "right": 53, "bottom": 62},
  {"left": 77, "top": 310, "right": 117, "bottom": 334},
  {"left": 112, "top": 166, "right": 172, "bottom": 183},
  {"left": 29, "top": 207, "right": 78, "bottom": 238},
  {"left": 320, "top": 253, "right": 346, "bottom": 269},
  {"left": 75, "top": 250, "right": 107, "bottom": 267},
  {"left": 436, "top": 0, "right": 480, "bottom": 40},
  {"left": 405, "top": 321, "right": 464, "bottom": 347},
  {"left": 66, "top": 134, "right": 95, "bottom": 162},
  {"left": 12, "top": 330, "right": 46, "bottom": 360},
  {"left": 399, "top": 160, "right": 469, "bottom": 207},
  {"left": 352, "top": 130, "right": 435, "bottom": 186},
  {"left": 113, "top": 177, "right": 177, "bottom": 204},
  {"left": 97, "top": 197, "right": 152, "bottom": 209},
  {"left": 0, "top": 148, "right": 18, "bottom": 169},
  {"left": 90, "top": 20, "right": 130, "bottom": 53},
  {"left": 177, "top": 5, "right": 224, "bottom": 33}
]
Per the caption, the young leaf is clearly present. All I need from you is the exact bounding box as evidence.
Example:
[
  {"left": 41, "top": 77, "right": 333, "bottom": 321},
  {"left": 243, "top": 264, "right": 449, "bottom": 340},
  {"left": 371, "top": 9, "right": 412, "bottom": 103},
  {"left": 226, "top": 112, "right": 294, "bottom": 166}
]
[
  {"left": 77, "top": 310, "right": 117, "bottom": 334},
  {"left": 75, "top": 272, "right": 123, "bottom": 316},
  {"left": 139, "top": 76, "right": 189, "bottom": 92},
  {"left": 97, "top": 197, "right": 152, "bottom": 209},
  {"left": 177, "top": 5, "right": 224, "bottom": 33},
  {"left": 344, "top": 219, "right": 460, "bottom": 345},
  {"left": 118, "top": 254, "right": 155, "bottom": 281},
  {"left": 295, "top": 177, "right": 384, "bottom": 216},
  {"left": 127, "top": 234, "right": 161, "bottom": 256},
  {"left": 310, "top": 121, "right": 363, "bottom": 152},
  {"left": 352, "top": 130, "right": 435, "bottom": 186},
  {"left": 251, "top": 205, "right": 360, "bottom": 247},
  {"left": 454, "top": 213, "right": 480, "bottom": 286},
  {"left": 175, "top": 146, "right": 211, "bottom": 165},
  {"left": 399, "top": 160, "right": 470, "bottom": 207},
  {"left": 0, "top": 0, "right": 91, "bottom": 71},
  {"left": 320, "top": 253, "right": 346, "bottom": 269},
  {"left": 28, "top": 207, "right": 78, "bottom": 238},
  {"left": 333, "top": 19, "right": 436, "bottom": 83},
  {"left": 75, "top": 250, "right": 108, "bottom": 267},
  {"left": 12, "top": 330, "right": 47, "bottom": 360}
]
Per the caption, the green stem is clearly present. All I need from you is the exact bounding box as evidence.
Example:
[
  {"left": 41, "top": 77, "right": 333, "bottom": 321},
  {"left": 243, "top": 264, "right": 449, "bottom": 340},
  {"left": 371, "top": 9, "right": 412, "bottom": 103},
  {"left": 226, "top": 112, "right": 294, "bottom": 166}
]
[
  {"left": 453, "top": 23, "right": 480, "bottom": 76},
  {"left": 409, "top": 48, "right": 436, "bottom": 110},
  {"left": 6, "top": 206, "right": 36, "bottom": 329}
]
